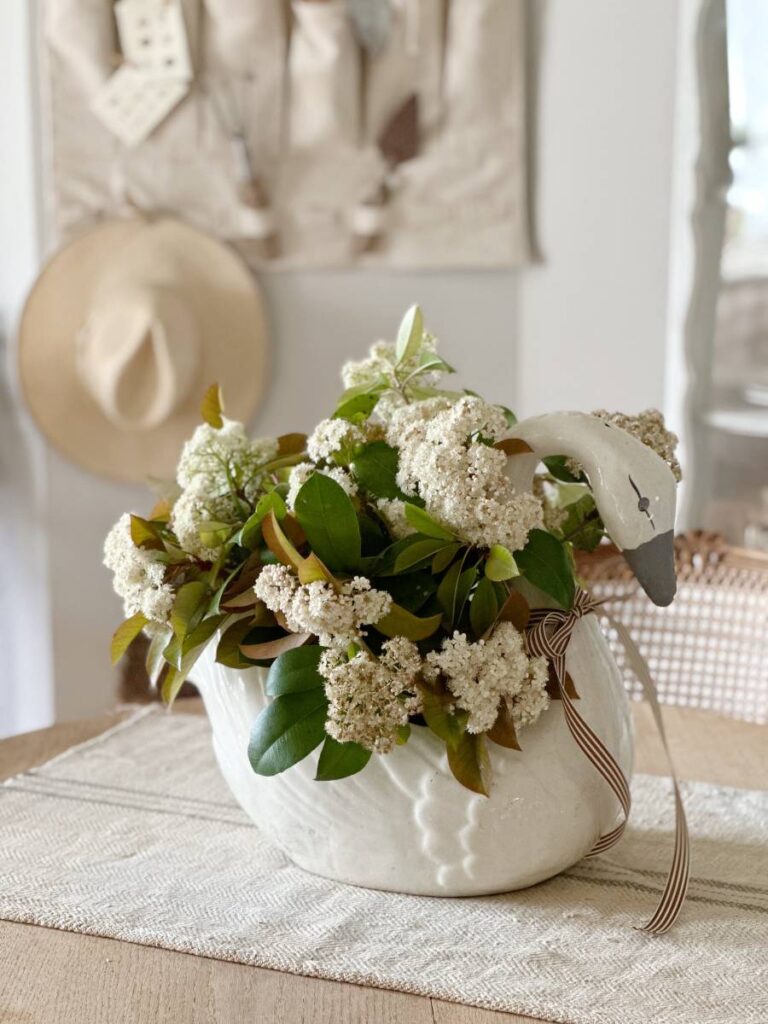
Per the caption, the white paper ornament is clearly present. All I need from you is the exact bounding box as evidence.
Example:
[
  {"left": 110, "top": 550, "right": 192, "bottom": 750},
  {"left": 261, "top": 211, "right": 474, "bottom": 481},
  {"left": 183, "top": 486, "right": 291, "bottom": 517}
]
[
  {"left": 91, "top": 65, "right": 188, "bottom": 147},
  {"left": 91, "top": 0, "right": 193, "bottom": 146},
  {"left": 115, "top": 0, "right": 192, "bottom": 80}
]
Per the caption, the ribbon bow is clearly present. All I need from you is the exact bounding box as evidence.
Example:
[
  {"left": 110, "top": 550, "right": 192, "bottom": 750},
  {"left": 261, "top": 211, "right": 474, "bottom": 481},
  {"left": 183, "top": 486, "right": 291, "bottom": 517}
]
[{"left": 526, "top": 587, "right": 690, "bottom": 935}]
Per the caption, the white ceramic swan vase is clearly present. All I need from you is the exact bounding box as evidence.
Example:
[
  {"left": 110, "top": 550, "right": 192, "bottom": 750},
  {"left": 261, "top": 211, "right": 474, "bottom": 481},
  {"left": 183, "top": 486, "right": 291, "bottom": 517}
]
[{"left": 194, "top": 412, "right": 678, "bottom": 895}]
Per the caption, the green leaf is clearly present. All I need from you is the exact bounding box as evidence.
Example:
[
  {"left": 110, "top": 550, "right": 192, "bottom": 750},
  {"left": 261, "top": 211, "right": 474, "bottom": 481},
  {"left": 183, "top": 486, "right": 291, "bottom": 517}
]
[
  {"left": 403, "top": 503, "right": 454, "bottom": 540},
  {"left": 375, "top": 534, "right": 431, "bottom": 576},
  {"left": 431, "top": 543, "right": 461, "bottom": 574},
  {"left": 294, "top": 472, "right": 361, "bottom": 571},
  {"left": 395, "top": 304, "right": 424, "bottom": 364},
  {"left": 315, "top": 736, "right": 372, "bottom": 781},
  {"left": 219, "top": 588, "right": 259, "bottom": 612},
  {"left": 393, "top": 537, "right": 447, "bottom": 573},
  {"left": 170, "top": 581, "right": 209, "bottom": 641},
  {"left": 163, "top": 614, "right": 225, "bottom": 670},
  {"left": 499, "top": 405, "right": 518, "bottom": 427},
  {"left": 409, "top": 385, "right": 465, "bottom": 401},
  {"left": 543, "top": 455, "right": 582, "bottom": 483},
  {"left": 160, "top": 665, "right": 186, "bottom": 706},
  {"left": 558, "top": 493, "right": 604, "bottom": 552},
  {"left": 420, "top": 687, "right": 468, "bottom": 750},
  {"left": 333, "top": 382, "right": 384, "bottom": 421},
  {"left": 469, "top": 577, "right": 499, "bottom": 639},
  {"left": 437, "top": 559, "right": 477, "bottom": 626},
  {"left": 197, "top": 520, "right": 232, "bottom": 549},
  {"left": 415, "top": 354, "right": 455, "bottom": 375},
  {"left": 160, "top": 622, "right": 220, "bottom": 706},
  {"left": 379, "top": 571, "right": 437, "bottom": 613},
  {"left": 130, "top": 514, "right": 164, "bottom": 551},
  {"left": 248, "top": 690, "right": 329, "bottom": 776},
  {"left": 375, "top": 602, "right": 442, "bottom": 641},
  {"left": 145, "top": 626, "right": 172, "bottom": 685},
  {"left": 352, "top": 441, "right": 408, "bottom": 500},
  {"left": 200, "top": 383, "right": 223, "bottom": 428},
  {"left": 447, "top": 732, "right": 490, "bottom": 796},
  {"left": 237, "top": 492, "right": 287, "bottom": 549},
  {"left": 485, "top": 544, "right": 519, "bottom": 582},
  {"left": 216, "top": 618, "right": 261, "bottom": 669},
  {"left": 265, "top": 645, "right": 325, "bottom": 696},
  {"left": 516, "top": 529, "right": 576, "bottom": 610},
  {"left": 110, "top": 612, "right": 147, "bottom": 665}
]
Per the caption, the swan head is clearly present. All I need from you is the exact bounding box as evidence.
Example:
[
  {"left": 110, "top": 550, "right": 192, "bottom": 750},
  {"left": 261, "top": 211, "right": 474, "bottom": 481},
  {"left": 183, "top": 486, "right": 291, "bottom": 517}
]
[{"left": 505, "top": 413, "right": 678, "bottom": 607}]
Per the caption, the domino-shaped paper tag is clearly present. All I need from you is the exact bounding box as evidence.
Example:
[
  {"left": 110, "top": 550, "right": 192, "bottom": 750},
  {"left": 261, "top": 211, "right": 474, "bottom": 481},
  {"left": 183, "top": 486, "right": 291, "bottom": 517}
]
[
  {"left": 91, "top": 64, "right": 188, "bottom": 147},
  {"left": 115, "top": 0, "right": 193, "bottom": 81}
]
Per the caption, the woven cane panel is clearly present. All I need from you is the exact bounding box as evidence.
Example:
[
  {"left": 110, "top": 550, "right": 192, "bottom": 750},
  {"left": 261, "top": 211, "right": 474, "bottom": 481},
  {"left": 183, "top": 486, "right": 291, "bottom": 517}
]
[{"left": 579, "top": 536, "right": 768, "bottom": 725}]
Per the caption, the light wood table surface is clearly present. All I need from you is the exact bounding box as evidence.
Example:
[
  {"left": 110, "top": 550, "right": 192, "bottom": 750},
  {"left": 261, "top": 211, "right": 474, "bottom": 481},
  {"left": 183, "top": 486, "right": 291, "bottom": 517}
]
[{"left": 1, "top": 702, "right": 765, "bottom": 1024}]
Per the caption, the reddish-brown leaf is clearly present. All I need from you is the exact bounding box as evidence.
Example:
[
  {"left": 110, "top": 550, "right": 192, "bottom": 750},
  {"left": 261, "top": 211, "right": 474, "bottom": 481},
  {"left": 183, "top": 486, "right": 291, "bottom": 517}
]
[{"left": 240, "top": 633, "right": 312, "bottom": 661}]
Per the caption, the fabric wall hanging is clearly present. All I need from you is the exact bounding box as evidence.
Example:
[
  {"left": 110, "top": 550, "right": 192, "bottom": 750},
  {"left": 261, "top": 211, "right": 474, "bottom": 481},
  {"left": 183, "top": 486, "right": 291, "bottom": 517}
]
[{"left": 40, "top": 0, "right": 529, "bottom": 268}]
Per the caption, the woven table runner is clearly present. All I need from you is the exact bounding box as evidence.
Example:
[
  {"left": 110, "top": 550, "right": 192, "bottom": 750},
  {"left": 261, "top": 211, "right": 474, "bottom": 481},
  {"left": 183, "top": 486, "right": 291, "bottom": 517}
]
[{"left": 1, "top": 708, "right": 766, "bottom": 1024}]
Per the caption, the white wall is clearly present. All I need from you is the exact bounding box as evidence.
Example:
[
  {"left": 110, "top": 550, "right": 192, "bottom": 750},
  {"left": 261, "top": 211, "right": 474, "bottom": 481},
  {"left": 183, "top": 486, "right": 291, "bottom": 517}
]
[
  {"left": 0, "top": 0, "right": 54, "bottom": 737},
  {"left": 3, "top": 0, "right": 690, "bottom": 728},
  {"left": 519, "top": 0, "right": 680, "bottom": 416}
]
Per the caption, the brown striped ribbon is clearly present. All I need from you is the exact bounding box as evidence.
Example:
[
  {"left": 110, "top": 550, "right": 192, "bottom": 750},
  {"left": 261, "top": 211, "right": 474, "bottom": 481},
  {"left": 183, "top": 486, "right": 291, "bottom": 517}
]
[{"left": 526, "top": 587, "right": 690, "bottom": 934}]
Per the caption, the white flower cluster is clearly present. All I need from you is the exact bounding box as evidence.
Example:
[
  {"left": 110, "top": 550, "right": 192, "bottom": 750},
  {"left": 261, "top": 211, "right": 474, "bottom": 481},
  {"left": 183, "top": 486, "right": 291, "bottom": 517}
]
[
  {"left": 319, "top": 638, "right": 422, "bottom": 753},
  {"left": 592, "top": 409, "right": 682, "bottom": 482},
  {"left": 171, "top": 418, "right": 278, "bottom": 559},
  {"left": 375, "top": 498, "right": 415, "bottom": 540},
  {"left": 286, "top": 463, "right": 358, "bottom": 510},
  {"left": 253, "top": 564, "right": 392, "bottom": 647},
  {"left": 341, "top": 336, "right": 439, "bottom": 390},
  {"left": 176, "top": 419, "right": 278, "bottom": 497},
  {"left": 171, "top": 489, "right": 240, "bottom": 561},
  {"left": 425, "top": 622, "right": 549, "bottom": 734},
  {"left": 306, "top": 418, "right": 365, "bottom": 464},
  {"left": 340, "top": 335, "right": 446, "bottom": 419},
  {"left": 387, "top": 396, "right": 544, "bottom": 551},
  {"left": 103, "top": 513, "right": 174, "bottom": 624}
]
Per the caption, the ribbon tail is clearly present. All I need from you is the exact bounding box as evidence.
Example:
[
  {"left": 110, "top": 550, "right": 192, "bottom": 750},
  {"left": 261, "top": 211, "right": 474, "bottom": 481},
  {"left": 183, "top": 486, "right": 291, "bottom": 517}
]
[
  {"left": 556, "top": 671, "right": 631, "bottom": 855},
  {"left": 606, "top": 615, "right": 691, "bottom": 934}
]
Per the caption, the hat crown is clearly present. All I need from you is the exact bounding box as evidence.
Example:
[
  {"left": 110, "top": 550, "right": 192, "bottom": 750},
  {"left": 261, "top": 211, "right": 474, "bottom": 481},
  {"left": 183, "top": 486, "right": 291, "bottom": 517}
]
[{"left": 76, "top": 283, "right": 202, "bottom": 432}]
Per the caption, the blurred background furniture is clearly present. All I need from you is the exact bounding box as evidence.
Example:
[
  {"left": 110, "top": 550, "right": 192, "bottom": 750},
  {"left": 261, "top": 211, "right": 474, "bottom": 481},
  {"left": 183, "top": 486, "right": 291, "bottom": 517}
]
[
  {"left": 578, "top": 530, "right": 768, "bottom": 724},
  {"left": 689, "top": 0, "right": 768, "bottom": 546}
]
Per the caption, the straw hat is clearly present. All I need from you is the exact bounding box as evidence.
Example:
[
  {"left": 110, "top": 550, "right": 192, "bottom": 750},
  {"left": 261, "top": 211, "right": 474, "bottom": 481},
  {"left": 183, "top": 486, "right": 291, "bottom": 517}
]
[{"left": 18, "top": 217, "right": 268, "bottom": 483}]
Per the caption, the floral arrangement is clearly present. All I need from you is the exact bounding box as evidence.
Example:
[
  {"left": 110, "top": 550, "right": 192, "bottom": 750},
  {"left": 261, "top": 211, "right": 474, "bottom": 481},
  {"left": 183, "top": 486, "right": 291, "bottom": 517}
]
[{"left": 107, "top": 307, "right": 680, "bottom": 794}]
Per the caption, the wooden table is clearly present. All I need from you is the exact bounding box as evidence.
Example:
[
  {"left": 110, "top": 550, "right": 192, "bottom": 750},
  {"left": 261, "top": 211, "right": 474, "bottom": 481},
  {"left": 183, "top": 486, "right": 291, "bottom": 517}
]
[{"left": 1, "top": 702, "right": 765, "bottom": 1024}]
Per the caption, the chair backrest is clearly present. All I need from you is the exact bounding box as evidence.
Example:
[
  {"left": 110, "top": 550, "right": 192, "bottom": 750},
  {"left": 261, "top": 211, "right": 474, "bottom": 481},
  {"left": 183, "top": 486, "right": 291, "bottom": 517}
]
[{"left": 578, "top": 531, "right": 768, "bottom": 724}]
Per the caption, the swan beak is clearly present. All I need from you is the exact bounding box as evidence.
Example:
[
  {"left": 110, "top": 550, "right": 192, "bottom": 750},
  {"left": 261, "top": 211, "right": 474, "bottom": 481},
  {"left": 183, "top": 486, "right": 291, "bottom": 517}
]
[{"left": 621, "top": 530, "right": 677, "bottom": 607}]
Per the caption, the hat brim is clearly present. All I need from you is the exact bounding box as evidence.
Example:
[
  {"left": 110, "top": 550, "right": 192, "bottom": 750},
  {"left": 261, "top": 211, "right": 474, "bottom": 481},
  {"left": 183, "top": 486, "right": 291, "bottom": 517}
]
[{"left": 19, "top": 218, "right": 268, "bottom": 483}]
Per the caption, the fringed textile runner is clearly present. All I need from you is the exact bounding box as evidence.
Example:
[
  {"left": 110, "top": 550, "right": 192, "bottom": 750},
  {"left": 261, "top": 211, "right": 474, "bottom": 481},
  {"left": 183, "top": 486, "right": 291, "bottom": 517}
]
[{"left": 1, "top": 708, "right": 767, "bottom": 1024}]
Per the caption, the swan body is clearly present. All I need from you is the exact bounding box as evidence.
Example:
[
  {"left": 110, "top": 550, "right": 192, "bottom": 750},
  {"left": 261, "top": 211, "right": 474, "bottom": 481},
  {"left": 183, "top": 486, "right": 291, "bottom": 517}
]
[
  {"left": 195, "top": 616, "right": 633, "bottom": 895},
  {"left": 194, "top": 412, "right": 676, "bottom": 894}
]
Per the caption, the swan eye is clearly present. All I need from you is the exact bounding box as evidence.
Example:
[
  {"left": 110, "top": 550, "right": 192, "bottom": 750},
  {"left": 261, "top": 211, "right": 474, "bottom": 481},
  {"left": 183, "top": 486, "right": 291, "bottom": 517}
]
[{"left": 628, "top": 475, "right": 655, "bottom": 530}]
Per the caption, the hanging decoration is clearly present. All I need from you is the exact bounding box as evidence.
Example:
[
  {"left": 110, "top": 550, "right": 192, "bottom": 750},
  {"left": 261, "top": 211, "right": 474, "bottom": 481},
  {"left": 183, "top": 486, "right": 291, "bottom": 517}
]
[
  {"left": 345, "top": 0, "right": 394, "bottom": 54},
  {"left": 42, "top": 0, "right": 529, "bottom": 268},
  {"left": 90, "top": 0, "right": 194, "bottom": 147}
]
